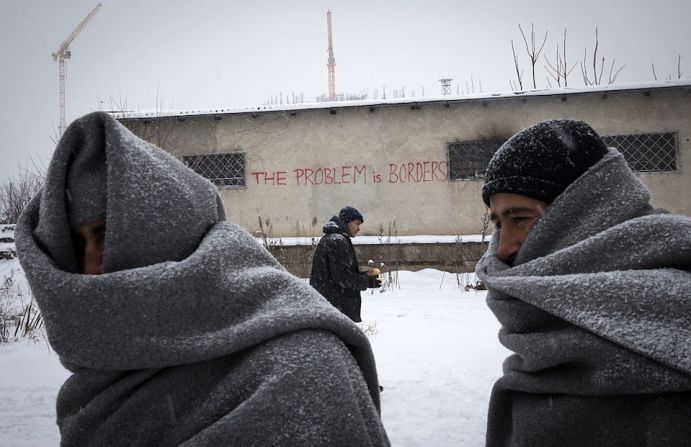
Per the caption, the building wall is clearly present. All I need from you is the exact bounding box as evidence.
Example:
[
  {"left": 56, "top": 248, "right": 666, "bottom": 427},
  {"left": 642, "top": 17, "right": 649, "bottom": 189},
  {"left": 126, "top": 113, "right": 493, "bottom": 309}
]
[
  {"left": 268, "top": 241, "right": 488, "bottom": 278},
  {"left": 121, "top": 84, "right": 691, "bottom": 237}
]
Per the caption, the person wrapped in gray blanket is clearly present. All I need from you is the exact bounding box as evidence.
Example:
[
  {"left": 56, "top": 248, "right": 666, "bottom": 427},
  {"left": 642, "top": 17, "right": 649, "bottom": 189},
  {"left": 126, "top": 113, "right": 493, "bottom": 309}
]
[
  {"left": 15, "top": 112, "right": 390, "bottom": 446},
  {"left": 475, "top": 119, "right": 691, "bottom": 447}
]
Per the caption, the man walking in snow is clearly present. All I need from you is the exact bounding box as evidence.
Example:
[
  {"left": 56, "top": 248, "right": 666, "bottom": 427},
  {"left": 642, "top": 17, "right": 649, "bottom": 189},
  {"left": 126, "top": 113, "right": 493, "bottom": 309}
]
[
  {"left": 310, "top": 206, "right": 381, "bottom": 322},
  {"left": 15, "top": 112, "right": 389, "bottom": 446},
  {"left": 476, "top": 119, "right": 691, "bottom": 447}
]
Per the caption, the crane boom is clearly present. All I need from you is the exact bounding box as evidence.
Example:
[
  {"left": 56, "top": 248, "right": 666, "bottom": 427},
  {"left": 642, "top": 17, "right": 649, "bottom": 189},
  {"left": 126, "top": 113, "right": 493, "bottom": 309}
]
[
  {"left": 53, "top": 3, "right": 102, "bottom": 59},
  {"left": 52, "top": 3, "right": 102, "bottom": 137}
]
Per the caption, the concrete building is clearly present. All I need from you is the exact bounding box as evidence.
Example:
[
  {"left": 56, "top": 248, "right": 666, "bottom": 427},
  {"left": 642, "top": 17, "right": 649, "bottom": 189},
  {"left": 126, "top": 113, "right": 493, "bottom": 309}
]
[{"left": 118, "top": 81, "right": 691, "bottom": 238}]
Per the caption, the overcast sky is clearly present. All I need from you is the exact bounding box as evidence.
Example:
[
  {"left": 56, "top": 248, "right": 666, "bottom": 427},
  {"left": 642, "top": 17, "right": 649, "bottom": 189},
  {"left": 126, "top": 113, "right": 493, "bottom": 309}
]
[{"left": 2, "top": 0, "right": 690, "bottom": 182}]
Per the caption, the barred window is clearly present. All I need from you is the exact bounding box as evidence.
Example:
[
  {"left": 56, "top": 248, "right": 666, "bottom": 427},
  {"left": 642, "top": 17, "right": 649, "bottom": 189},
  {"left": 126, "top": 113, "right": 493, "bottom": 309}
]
[
  {"left": 447, "top": 140, "right": 504, "bottom": 180},
  {"left": 602, "top": 132, "right": 678, "bottom": 172},
  {"left": 183, "top": 152, "right": 246, "bottom": 188}
]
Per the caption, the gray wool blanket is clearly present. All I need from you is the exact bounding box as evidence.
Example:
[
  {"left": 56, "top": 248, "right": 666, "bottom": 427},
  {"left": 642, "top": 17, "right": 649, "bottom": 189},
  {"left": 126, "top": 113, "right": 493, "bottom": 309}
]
[
  {"left": 476, "top": 149, "right": 691, "bottom": 447},
  {"left": 16, "top": 112, "right": 389, "bottom": 446}
]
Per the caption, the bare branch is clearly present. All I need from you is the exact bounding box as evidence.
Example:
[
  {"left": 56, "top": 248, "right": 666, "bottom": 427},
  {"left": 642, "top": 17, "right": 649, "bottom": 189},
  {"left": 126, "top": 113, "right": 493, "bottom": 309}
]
[
  {"left": 565, "top": 60, "right": 579, "bottom": 78},
  {"left": 597, "top": 56, "right": 605, "bottom": 85},
  {"left": 581, "top": 48, "right": 591, "bottom": 85},
  {"left": 592, "top": 27, "right": 600, "bottom": 84},
  {"left": 607, "top": 59, "right": 626, "bottom": 84},
  {"left": 651, "top": 62, "right": 658, "bottom": 81},
  {"left": 544, "top": 47, "right": 562, "bottom": 87},
  {"left": 511, "top": 39, "right": 524, "bottom": 90},
  {"left": 518, "top": 24, "right": 531, "bottom": 58},
  {"left": 518, "top": 23, "right": 548, "bottom": 88},
  {"left": 537, "top": 29, "right": 549, "bottom": 59}
]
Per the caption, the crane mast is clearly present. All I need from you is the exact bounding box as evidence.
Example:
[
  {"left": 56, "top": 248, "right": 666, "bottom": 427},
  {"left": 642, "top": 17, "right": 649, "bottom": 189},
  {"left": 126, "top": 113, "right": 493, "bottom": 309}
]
[
  {"left": 52, "top": 3, "right": 102, "bottom": 137},
  {"left": 326, "top": 10, "right": 336, "bottom": 101}
]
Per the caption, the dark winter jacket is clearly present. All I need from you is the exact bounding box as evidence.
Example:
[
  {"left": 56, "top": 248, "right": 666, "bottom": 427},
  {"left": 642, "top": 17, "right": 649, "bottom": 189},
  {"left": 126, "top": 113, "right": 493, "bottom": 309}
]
[
  {"left": 310, "top": 217, "right": 370, "bottom": 322},
  {"left": 15, "top": 112, "right": 390, "bottom": 447},
  {"left": 476, "top": 149, "right": 691, "bottom": 447}
]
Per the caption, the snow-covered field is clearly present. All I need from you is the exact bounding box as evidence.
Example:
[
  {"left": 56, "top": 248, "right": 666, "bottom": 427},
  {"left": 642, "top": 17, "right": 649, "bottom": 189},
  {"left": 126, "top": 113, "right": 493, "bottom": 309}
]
[{"left": 0, "top": 264, "right": 508, "bottom": 446}]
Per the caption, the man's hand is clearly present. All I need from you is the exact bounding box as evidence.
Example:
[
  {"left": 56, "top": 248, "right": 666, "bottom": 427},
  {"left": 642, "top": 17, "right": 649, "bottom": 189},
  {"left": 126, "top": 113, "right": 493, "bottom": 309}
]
[{"left": 367, "top": 276, "right": 382, "bottom": 288}]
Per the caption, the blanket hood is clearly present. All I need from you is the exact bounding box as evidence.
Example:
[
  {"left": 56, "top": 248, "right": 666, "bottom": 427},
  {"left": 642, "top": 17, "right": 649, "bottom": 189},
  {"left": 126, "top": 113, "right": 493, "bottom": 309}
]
[
  {"left": 25, "top": 111, "right": 223, "bottom": 273},
  {"left": 477, "top": 148, "right": 691, "bottom": 377}
]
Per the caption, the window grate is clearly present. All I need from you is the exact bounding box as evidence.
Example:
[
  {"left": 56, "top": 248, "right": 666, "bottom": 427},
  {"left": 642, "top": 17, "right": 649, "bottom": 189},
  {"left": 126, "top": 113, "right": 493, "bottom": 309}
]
[
  {"left": 447, "top": 140, "right": 505, "bottom": 180},
  {"left": 602, "top": 132, "right": 677, "bottom": 172},
  {"left": 183, "top": 152, "right": 246, "bottom": 188}
]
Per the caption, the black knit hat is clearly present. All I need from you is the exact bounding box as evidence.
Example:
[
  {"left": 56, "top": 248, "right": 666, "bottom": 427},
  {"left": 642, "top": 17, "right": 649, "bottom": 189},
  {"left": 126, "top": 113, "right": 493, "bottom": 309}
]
[
  {"left": 338, "top": 206, "right": 364, "bottom": 223},
  {"left": 482, "top": 119, "right": 608, "bottom": 206}
]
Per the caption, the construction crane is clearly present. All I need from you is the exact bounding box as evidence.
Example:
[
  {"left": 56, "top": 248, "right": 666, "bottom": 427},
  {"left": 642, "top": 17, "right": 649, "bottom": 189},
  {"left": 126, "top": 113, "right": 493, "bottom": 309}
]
[
  {"left": 326, "top": 10, "right": 336, "bottom": 101},
  {"left": 52, "top": 3, "right": 102, "bottom": 137}
]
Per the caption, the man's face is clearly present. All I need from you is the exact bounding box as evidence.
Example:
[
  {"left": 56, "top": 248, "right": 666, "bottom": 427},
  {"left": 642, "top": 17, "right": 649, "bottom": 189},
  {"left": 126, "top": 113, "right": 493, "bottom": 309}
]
[
  {"left": 489, "top": 193, "right": 547, "bottom": 265},
  {"left": 347, "top": 219, "right": 362, "bottom": 238},
  {"left": 72, "top": 219, "right": 106, "bottom": 275}
]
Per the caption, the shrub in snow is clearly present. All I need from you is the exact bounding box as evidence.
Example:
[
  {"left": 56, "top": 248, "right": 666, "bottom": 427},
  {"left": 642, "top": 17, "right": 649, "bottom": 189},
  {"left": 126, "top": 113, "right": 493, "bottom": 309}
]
[
  {"left": 358, "top": 320, "right": 378, "bottom": 336},
  {"left": 0, "top": 270, "right": 44, "bottom": 344}
]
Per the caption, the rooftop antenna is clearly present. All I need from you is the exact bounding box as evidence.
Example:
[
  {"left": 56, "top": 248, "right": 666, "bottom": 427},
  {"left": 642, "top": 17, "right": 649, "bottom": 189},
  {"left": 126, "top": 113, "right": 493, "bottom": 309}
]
[
  {"left": 52, "top": 3, "right": 102, "bottom": 137},
  {"left": 326, "top": 10, "right": 336, "bottom": 101},
  {"left": 439, "top": 78, "right": 453, "bottom": 95}
]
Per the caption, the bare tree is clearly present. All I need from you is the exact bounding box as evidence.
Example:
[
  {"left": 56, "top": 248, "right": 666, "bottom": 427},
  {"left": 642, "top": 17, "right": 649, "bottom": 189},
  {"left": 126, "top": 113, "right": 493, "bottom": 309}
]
[
  {"left": 581, "top": 27, "right": 625, "bottom": 85},
  {"left": 678, "top": 54, "right": 683, "bottom": 79},
  {"left": 518, "top": 23, "right": 548, "bottom": 89},
  {"left": 0, "top": 165, "right": 44, "bottom": 224},
  {"left": 544, "top": 29, "right": 578, "bottom": 88}
]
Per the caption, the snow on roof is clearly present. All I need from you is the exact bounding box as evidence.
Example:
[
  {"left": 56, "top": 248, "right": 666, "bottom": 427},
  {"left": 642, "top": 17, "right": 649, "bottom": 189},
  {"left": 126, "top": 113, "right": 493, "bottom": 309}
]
[
  {"left": 112, "top": 80, "right": 691, "bottom": 120},
  {"left": 255, "top": 234, "right": 488, "bottom": 246}
]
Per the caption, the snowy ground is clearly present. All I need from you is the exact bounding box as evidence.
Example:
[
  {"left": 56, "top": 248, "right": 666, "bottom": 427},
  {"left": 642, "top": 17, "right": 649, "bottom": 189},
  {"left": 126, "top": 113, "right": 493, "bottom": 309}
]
[
  {"left": 0, "top": 267, "right": 508, "bottom": 446},
  {"left": 366, "top": 271, "right": 508, "bottom": 446},
  {"left": 0, "top": 341, "right": 69, "bottom": 446}
]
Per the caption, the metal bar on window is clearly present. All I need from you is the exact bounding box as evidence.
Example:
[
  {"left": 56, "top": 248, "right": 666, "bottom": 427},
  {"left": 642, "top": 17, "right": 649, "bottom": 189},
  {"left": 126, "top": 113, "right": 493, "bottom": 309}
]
[
  {"left": 602, "top": 132, "right": 677, "bottom": 172},
  {"left": 182, "top": 152, "right": 246, "bottom": 187}
]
